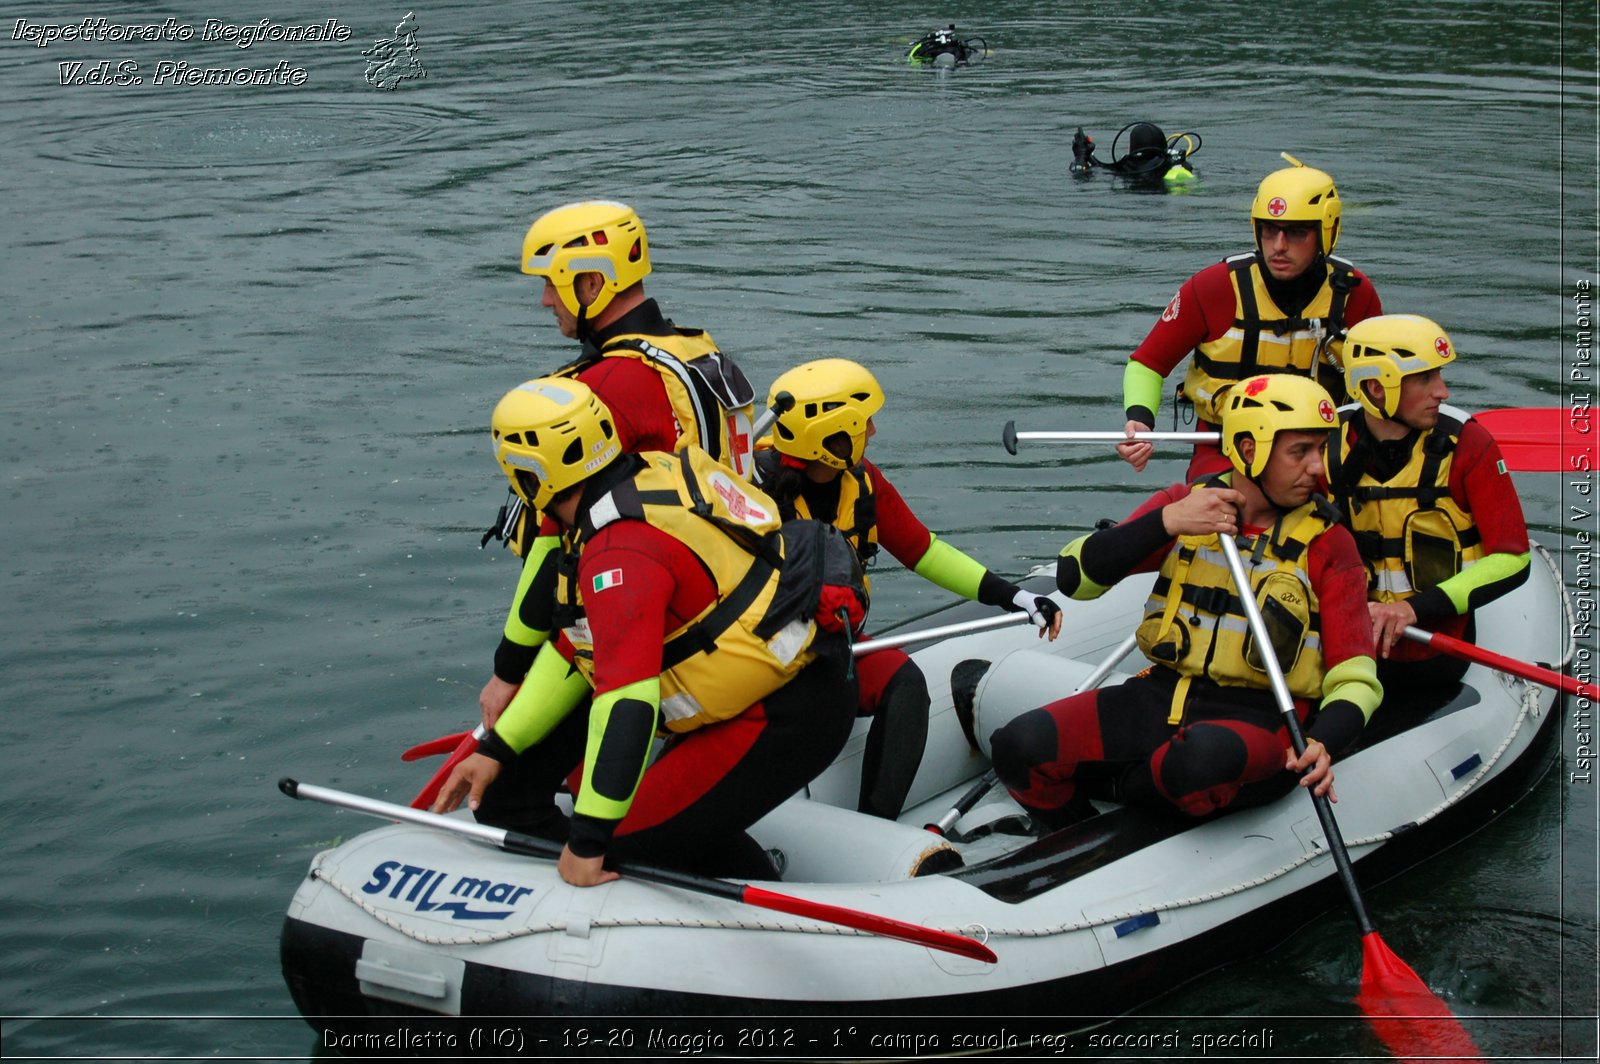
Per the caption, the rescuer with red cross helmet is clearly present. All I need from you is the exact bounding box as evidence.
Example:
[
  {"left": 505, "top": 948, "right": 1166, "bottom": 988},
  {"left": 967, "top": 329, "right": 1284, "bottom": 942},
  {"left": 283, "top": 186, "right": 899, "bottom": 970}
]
[
  {"left": 1324, "top": 314, "right": 1530, "bottom": 732},
  {"left": 1116, "top": 156, "right": 1384, "bottom": 481},
  {"left": 993, "top": 374, "right": 1381, "bottom": 828}
]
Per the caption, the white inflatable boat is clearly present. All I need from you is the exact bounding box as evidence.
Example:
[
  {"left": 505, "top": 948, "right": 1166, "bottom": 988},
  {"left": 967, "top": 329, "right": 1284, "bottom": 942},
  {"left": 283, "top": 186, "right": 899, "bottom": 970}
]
[{"left": 280, "top": 544, "right": 1569, "bottom": 1035}]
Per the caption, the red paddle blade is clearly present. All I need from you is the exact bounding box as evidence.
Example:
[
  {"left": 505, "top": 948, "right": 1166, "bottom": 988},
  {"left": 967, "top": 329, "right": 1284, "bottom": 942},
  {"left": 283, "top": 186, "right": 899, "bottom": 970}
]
[
  {"left": 742, "top": 884, "right": 997, "bottom": 964},
  {"left": 401, "top": 729, "right": 473, "bottom": 762},
  {"left": 408, "top": 732, "right": 481, "bottom": 810},
  {"left": 1492, "top": 438, "right": 1568, "bottom": 474},
  {"left": 1473, "top": 406, "right": 1595, "bottom": 473},
  {"left": 1354, "top": 932, "right": 1483, "bottom": 1063}
]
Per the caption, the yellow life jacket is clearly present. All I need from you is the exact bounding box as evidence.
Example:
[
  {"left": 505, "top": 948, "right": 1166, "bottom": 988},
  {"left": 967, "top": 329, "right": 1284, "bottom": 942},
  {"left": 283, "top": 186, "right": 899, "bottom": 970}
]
[
  {"left": 582, "top": 329, "right": 758, "bottom": 478},
  {"left": 1325, "top": 405, "right": 1483, "bottom": 603},
  {"left": 555, "top": 448, "right": 818, "bottom": 733},
  {"left": 752, "top": 448, "right": 880, "bottom": 591},
  {"left": 1181, "top": 253, "right": 1357, "bottom": 424},
  {"left": 1137, "top": 478, "right": 1335, "bottom": 723},
  {"left": 491, "top": 328, "right": 758, "bottom": 558}
]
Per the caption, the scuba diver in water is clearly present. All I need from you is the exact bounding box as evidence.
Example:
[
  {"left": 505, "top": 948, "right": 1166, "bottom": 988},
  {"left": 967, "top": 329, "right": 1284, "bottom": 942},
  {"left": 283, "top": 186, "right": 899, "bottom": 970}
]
[
  {"left": 1071, "top": 122, "right": 1199, "bottom": 187},
  {"left": 906, "top": 24, "right": 986, "bottom": 67}
]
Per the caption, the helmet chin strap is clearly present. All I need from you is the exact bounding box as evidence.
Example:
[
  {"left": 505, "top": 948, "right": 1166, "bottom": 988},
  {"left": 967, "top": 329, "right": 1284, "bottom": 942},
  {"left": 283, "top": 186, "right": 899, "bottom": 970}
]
[
  {"left": 1259, "top": 477, "right": 1298, "bottom": 513},
  {"left": 574, "top": 300, "right": 593, "bottom": 345},
  {"left": 571, "top": 275, "right": 601, "bottom": 345},
  {"left": 1243, "top": 459, "right": 1294, "bottom": 515}
]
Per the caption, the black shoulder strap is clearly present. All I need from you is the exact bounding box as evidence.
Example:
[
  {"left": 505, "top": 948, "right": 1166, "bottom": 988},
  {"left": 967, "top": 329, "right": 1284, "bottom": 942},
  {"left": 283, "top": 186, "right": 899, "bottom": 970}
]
[
  {"left": 1229, "top": 256, "right": 1263, "bottom": 373},
  {"left": 658, "top": 543, "right": 780, "bottom": 671},
  {"left": 1323, "top": 256, "right": 1357, "bottom": 344},
  {"left": 1415, "top": 413, "right": 1463, "bottom": 510},
  {"left": 1325, "top": 412, "right": 1365, "bottom": 518},
  {"left": 551, "top": 540, "right": 585, "bottom": 629},
  {"left": 844, "top": 465, "right": 879, "bottom": 565}
]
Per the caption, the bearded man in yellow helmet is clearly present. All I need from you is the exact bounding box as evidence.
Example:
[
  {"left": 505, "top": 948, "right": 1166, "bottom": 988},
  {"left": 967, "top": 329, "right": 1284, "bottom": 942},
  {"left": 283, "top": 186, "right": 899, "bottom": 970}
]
[
  {"left": 436, "top": 379, "right": 858, "bottom": 885},
  {"left": 754, "top": 358, "right": 1062, "bottom": 821},
  {"left": 1325, "top": 314, "right": 1530, "bottom": 727},
  {"left": 1118, "top": 159, "right": 1384, "bottom": 481},
  {"left": 479, "top": 201, "right": 757, "bottom": 730},
  {"left": 993, "top": 375, "right": 1381, "bottom": 827}
]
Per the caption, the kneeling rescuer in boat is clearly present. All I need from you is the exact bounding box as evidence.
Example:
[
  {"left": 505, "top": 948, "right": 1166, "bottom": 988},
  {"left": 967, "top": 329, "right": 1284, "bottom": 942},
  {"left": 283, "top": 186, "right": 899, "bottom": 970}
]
[
  {"left": 992, "top": 374, "right": 1382, "bottom": 824},
  {"left": 435, "top": 378, "right": 860, "bottom": 886}
]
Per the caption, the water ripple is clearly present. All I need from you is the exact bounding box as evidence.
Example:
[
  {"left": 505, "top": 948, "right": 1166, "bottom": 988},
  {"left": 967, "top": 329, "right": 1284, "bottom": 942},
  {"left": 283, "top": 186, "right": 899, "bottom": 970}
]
[{"left": 36, "top": 98, "right": 466, "bottom": 170}]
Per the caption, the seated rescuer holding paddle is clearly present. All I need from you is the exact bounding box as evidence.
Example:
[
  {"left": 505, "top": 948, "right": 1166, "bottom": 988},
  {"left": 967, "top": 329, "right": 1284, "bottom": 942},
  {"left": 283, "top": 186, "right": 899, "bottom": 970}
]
[
  {"left": 481, "top": 201, "right": 757, "bottom": 729},
  {"left": 1117, "top": 158, "right": 1383, "bottom": 481},
  {"left": 991, "top": 375, "right": 1382, "bottom": 825},
  {"left": 1326, "top": 314, "right": 1530, "bottom": 718},
  {"left": 754, "top": 359, "right": 1063, "bottom": 820},
  {"left": 435, "top": 378, "right": 860, "bottom": 886}
]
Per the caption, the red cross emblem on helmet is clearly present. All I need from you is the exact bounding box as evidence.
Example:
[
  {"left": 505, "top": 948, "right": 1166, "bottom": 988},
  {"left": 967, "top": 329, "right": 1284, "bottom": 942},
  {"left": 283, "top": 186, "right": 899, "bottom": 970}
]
[
  {"left": 1435, "top": 336, "right": 1451, "bottom": 358},
  {"left": 1245, "top": 376, "right": 1270, "bottom": 396},
  {"left": 1318, "top": 398, "right": 1335, "bottom": 423},
  {"left": 1267, "top": 196, "right": 1288, "bottom": 217}
]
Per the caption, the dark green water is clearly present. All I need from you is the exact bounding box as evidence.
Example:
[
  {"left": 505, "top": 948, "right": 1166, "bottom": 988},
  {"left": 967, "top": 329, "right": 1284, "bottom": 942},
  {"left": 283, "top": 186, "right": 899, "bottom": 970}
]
[{"left": 2, "top": 1, "right": 1595, "bottom": 1059}]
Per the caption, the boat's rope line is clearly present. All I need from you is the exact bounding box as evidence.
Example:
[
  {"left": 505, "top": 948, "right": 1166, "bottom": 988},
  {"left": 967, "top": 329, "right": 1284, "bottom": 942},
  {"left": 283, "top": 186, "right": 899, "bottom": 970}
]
[
  {"left": 981, "top": 675, "right": 1544, "bottom": 939},
  {"left": 307, "top": 677, "right": 1543, "bottom": 948}
]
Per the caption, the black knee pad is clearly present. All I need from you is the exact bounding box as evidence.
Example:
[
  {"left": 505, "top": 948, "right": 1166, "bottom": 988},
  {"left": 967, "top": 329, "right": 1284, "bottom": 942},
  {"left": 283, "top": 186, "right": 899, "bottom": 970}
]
[
  {"left": 989, "top": 710, "right": 1058, "bottom": 791},
  {"left": 1159, "top": 725, "right": 1249, "bottom": 802}
]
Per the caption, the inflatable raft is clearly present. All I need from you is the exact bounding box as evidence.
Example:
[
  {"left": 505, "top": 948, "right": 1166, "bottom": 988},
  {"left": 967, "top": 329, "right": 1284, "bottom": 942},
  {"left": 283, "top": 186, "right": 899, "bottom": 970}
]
[{"left": 280, "top": 544, "right": 1567, "bottom": 1031}]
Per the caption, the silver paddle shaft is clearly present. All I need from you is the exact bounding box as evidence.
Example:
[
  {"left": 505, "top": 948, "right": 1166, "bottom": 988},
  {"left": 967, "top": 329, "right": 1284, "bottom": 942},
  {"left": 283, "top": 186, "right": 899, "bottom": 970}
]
[
  {"left": 1016, "top": 430, "right": 1219, "bottom": 444},
  {"left": 283, "top": 778, "right": 509, "bottom": 849}
]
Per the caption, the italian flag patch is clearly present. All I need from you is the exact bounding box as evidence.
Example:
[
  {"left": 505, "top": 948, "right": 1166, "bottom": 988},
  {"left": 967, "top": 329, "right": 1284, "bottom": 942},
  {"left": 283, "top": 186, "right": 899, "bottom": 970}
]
[
  {"left": 1497, "top": 459, "right": 1507, "bottom": 475},
  {"left": 592, "top": 568, "right": 624, "bottom": 593}
]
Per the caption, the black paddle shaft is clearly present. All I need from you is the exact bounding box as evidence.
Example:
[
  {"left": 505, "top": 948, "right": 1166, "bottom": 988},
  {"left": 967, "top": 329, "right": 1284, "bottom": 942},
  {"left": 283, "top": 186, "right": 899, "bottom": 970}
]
[
  {"left": 1214, "top": 534, "right": 1379, "bottom": 939},
  {"left": 1278, "top": 706, "right": 1378, "bottom": 937}
]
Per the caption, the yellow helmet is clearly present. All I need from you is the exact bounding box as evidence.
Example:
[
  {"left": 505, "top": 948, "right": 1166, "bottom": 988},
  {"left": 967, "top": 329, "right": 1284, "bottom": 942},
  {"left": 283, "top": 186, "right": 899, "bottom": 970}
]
[
  {"left": 1221, "top": 374, "right": 1338, "bottom": 478},
  {"left": 520, "top": 201, "right": 651, "bottom": 320},
  {"left": 1343, "top": 314, "right": 1457, "bottom": 420},
  {"left": 767, "top": 358, "right": 885, "bottom": 470},
  {"left": 490, "top": 377, "right": 620, "bottom": 510},
  {"left": 1251, "top": 156, "right": 1341, "bottom": 255}
]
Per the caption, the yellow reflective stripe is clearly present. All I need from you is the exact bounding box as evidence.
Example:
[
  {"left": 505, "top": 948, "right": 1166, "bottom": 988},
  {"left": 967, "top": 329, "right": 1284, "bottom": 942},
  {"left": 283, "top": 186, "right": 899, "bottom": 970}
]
[
  {"left": 659, "top": 689, "right": 706, "bottom": 724},
  {"left": 912, "top": 535, "right": 987, "bottom": 601},
  {"left": 574, "top": 677, "right": 661, "bottom": 822},
  {"left": 501, "top": 533, "right": 559, "bottom": 645},
  {"left": 1372, "top": 568, "right": 1416, "bottom": 596},
  {"left": 492, "top": 643, "right": 593, "bottom": 754},
  {"left": 1217, "top": 325, "right": 1322, "bottom": 347}
]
